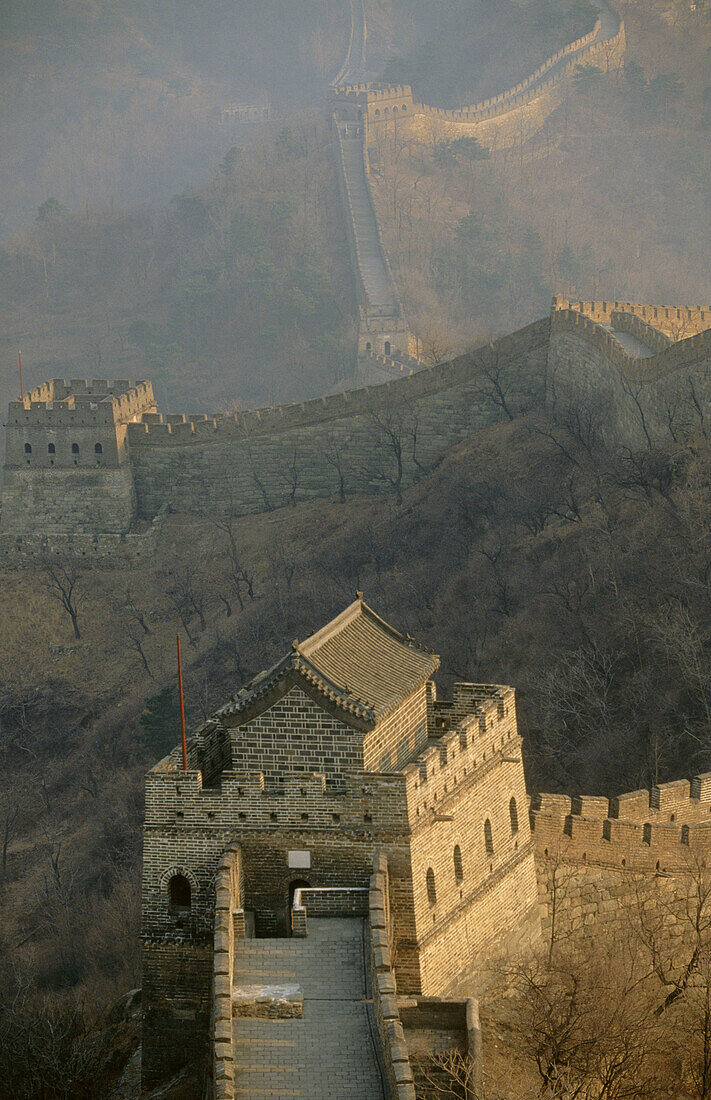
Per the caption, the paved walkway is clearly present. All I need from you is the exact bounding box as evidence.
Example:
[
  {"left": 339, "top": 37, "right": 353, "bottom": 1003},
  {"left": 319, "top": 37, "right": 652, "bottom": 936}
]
[
  {"left": 232, "top": 918, "right": 386, "bottom": 1099},
  {"left": 338, "top": 131, "right": 401, "bottom": 316},
  {"left": 601, "top": 323, "right": 655, "bottom": 359}
]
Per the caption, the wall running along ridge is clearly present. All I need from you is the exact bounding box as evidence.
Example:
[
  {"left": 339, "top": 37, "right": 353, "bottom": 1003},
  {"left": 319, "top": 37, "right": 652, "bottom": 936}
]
[
  {"left": 547, "top": 300, "right": 711, "bottom": 447},
  {"left": 531, "top": 774, "right": 711, "bottom": 950},
  {"left": 126, "top": 321, "right": 547, "bottom": 520}
]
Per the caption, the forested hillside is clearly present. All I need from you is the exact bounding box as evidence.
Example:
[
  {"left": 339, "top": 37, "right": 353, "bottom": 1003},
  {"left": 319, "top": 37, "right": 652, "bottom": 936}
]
[
  {"left": 0, "top": 0, "right": 349, "bottom": 232},
  {"left": 0, "top": 124, "right": 355, "bottom": 417},
  {"left": 370, "top": 0, "right": 711, "bottom": 352},
  {"left": 2, "top": 389, "right": 711, "bottom": 1092}
]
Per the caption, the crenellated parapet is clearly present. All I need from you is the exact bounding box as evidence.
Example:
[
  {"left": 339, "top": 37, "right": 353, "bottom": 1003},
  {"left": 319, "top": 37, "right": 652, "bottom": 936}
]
[
  {"left": 552, "top": 295, "right": 711, "bottom": 338},
  {"left": 530, "top": 774, "right": 711, "bottom": 873}
]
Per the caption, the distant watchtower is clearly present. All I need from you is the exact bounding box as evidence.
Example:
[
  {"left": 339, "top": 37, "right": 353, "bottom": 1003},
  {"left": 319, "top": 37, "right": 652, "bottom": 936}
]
[{"left": 0, "top": 377, "right": 157, "bottom": 557}]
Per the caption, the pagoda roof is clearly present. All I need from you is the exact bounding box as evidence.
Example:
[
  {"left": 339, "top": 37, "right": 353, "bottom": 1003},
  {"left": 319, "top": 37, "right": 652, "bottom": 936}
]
[{"left": 217, "top": 595, "right": 439, "bottom": 727}]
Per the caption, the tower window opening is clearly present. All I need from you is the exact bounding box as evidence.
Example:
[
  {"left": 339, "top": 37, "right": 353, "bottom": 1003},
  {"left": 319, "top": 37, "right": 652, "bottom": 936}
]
[
  {"left": 426, "top": 867, "right": 437, "bottom": 906},
  {"left": 71, "top": 443, "right": 80, "bottom": 454},
  {"left": 169, "top": 874, "right": 191, "bottom": 910},
  {"left": 484, "top": 818, "right": 494, "bottom": 856},
  {"left": 453, "top": 844, "right": 464, "bottom": 883},
  {"left": 48, "top": 443, "right": 55, "bottom": 454},
  {"left": 24, "top": 443, "right": 32, "bottom": 454},
  {"left": 509, "top": 796, "right": 519, "bottom": 835},
  {"left": 94, "top": 442, "right": 103, "bottom": 454}
]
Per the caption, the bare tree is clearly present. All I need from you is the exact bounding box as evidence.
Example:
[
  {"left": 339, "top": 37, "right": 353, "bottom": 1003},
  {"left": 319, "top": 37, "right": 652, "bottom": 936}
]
[
  {"left": 212, "top": 511, "right": 256, "bottom": 612},
  {"left": 41, "top": 559, "right": 82, "bottom": 640}
]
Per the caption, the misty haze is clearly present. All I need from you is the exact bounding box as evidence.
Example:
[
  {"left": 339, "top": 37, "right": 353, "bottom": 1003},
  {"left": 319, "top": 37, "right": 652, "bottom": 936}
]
[{"left": 1, "top": 1, "right": 711, "bottom": 1098}]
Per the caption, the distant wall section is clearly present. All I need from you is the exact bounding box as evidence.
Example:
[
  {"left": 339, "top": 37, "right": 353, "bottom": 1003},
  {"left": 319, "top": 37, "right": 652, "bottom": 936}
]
[
  {"left": 128, "top": 320, "right": 549, "bottom": 519},
  {"left": 548, "top": 303, "right": 711, "bottom": 447}
]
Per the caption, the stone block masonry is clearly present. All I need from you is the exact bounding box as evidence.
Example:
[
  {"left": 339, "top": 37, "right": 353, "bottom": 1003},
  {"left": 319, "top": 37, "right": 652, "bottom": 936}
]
[
  {"left": 4, "top": 292, "right": 711, "bottom": 557},
  {"left": 126, "top": 320, "right": 548, "bottom": 520},
  {"left": 531, "top": 775, "right": 711, "bottom": 950},
  {"left": 141, "top": 600, "right": 541, "bottom": 1091},
  {"left": 0, "top": 377, "right": 157, "bottom": 559},
  {"left": 547, "top": 301, "right": 711, "bottom": 448}
]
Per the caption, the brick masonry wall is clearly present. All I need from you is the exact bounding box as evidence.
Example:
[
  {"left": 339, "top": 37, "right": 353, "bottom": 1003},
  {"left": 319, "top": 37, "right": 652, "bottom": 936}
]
[
  {"left": 229, "top": 687, "right": 363, "bottom": 786},
  {"left": 364, "top": 684, "right": 430, "bottom": 773},
  {"left": 394, "top": 687, "right": 541, "bottom": 996},
  {"left": 212, "top": 848, "right": 243, "bottom": 1100},
  {"left": 127, "top": 321, "right": 549, "bottom": 520},
  {"left": 531, "top": 774, "right": 711, "bottom": 950},
  {"left": 369, "top": 851, "right": 417, "bottom": 1100},
  {"left": 141, "top": 939, "right": 214, "bottom": 1087},
  {"left": 547, "top": 309, "right": 711, "bottom": 447}
]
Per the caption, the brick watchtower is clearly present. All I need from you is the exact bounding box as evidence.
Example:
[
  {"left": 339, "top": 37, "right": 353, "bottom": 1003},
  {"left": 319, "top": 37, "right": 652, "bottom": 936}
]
[
  {"left": 141, "top": 597, "right": 540, "bottom": 1085},
  {"left": 0, "top": 378, "right": 157, "bottom": 556}
]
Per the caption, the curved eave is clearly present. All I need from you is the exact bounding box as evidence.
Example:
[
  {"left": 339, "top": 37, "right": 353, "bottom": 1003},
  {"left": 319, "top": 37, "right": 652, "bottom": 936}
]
[{"left": 217, "top": 659, "right": 376, "bottom": 732}]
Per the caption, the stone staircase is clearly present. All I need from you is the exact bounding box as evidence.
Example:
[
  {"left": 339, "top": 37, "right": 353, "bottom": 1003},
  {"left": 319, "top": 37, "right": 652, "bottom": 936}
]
[
  {"left": 338, "top": 132, "right": 401, "bottom": 317},
  {"left": 232, "top": 918, "right": 386, "bottom": 1099}
]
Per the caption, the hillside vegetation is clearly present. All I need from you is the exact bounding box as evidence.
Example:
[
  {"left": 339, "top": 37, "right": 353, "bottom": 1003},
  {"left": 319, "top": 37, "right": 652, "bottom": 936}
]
[
  {"left": 370, "top": 0, "right": 711, "bottom": 350},
  {"left": 0, "top": 124, "right": 355, "bottom": 420},
  {"left": 0, "top": 0, "right": 349, "bottom": 232},
  {"left": 2, "top": 387, "right": 711, "bottom": 1090}
]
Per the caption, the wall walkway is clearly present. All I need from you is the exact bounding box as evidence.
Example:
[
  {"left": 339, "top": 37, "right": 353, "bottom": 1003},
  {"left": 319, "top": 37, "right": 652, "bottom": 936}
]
[{"left": 232, "top": 920, "right": 387, "bottom": 1099}]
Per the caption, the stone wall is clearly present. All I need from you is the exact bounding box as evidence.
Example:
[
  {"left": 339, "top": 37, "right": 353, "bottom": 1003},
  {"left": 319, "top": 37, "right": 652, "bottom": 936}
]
[
  {"left": 548, "top": 306, "right": 711, "bottom": 447},
  {"left": 141, "top": 938, "right": 214, "bottom": 1087},
  {"left": 531, "top": 774, "right": 711, "bottom": 949},
  {"left": 369, "top": 852, "right": 417, "bottom": 1100},
  {"left": 212, "top": 848, "right": 243, "bottom": 1100},
  {"left": 127, "top": 320, "right": 549, "bottom": 520},
  {"left": 396, "top": 685, "right": 541, "bottom": 996},
  {"left": 553, "top": 296, "right": 711, "bottom": 337}
]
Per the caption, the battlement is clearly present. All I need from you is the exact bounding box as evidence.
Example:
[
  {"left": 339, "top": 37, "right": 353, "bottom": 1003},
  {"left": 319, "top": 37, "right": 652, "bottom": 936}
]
[
  {"left": 145, "top": 759, "right": 410, "bottom": 833},
  {"left": 402, "top": 685, "right": 519, "bottom": 823},
  {"left": 419, "top": 18, "right": 601, "bottom": 123},
  {"left": 552, "top": 296, "right": 711, "bottom": 338},
  {"left": 550, "top": 306, "right": 711, "bottom": 380},
  {"left": 8, "top": 379, "right": 156, "bottom": 428},
  {"left": 415, "top": 17, "right": 624, "bottom": 130},
  {"left": 530, "top": 774, "right": 711, "bottom": 872},
  {"left": 126, "top": 319, "right": 548, "bottom": 448},
  {"left": 144, "top": 681, "right": 520, "bottom": 835}
]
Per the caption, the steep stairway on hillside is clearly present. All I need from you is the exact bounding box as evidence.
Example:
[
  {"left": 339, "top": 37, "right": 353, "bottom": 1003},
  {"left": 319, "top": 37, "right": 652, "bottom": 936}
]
[
  {"left": 232, "top": 918, "right": 386, "bottom": 1099},
  {"left": 338, "top": 130, "right": 402, "bottom": 317}
]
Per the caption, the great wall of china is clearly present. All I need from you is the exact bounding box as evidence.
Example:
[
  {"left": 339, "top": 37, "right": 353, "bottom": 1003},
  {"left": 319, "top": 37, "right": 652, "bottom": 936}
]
[
  {"left": 7, "top": 0, "right": 704, "bottom": 564},
  {"left": 140, "top": 594, "right": 711, "bottom": 1097},
  {"left": 3, "top": 295, "right": 711, "bottom": 560},
  {"left": 331, "top": 0, "right": 626, "bottom": 363}
]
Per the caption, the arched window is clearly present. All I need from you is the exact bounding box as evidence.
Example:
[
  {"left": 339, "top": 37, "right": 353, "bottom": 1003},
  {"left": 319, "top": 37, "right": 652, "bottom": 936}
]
[
  {"left": 509, "top": 796, "right": 519, "bottom": 835},
  {"left": 642, "top": 823, "right": 652, "bottom": 845},
  {"left": 453, "top": 845, "right": 463, "bottom": 883},
  {"left": 426, "top": 867, "right": 436, "bottom": 906},
  {"left": 365, "top": 341, "right": 372, "bottom": 354},
  {"left": 681, "top": 825, "right": 690, "bottom": 845},
  {"left": 24, "top": 443, "right": 31, "bottom": 454},
  {"left": 384, "top": 340, "right": 391, "bottom": 356},
  {"left": 169, "top": 874, "right": 191, "bottom": 910},
  {"left": 94, "top": 442, "right": 103, "bottom": 454},
  {"left": 484, "top": 818, "right": 494, "bottom": 856},
  {"left": 48, "top": 443, "right": 55, "bottom": 454},
  {"left": 71, "top": 443, "right": 79, "bottom": 454}
]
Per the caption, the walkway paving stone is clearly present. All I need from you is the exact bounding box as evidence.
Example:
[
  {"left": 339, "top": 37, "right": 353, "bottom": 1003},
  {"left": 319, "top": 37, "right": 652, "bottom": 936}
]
[{"left": 232, "top": 918, "right": 386, "bottom": 1100}]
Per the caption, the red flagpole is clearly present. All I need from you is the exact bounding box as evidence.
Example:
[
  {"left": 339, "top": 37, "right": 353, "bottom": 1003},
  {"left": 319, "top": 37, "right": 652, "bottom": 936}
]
[
  {"left": 18, "top": 350, "right": 24, "bottom": 401},
  {"left": 177, "top": 634, "right": 188, "bottom": 771}
]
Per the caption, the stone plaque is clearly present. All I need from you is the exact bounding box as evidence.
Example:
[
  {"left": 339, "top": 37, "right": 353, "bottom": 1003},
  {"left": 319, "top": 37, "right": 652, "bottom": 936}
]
[{"left": 288, "top": 850, "right": 311, "bottom": 869}]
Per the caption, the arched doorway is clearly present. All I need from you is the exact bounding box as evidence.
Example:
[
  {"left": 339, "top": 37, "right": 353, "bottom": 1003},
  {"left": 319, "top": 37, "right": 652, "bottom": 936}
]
[{"left": 288, "top": 878, "right": 311, "bottom": 934}]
